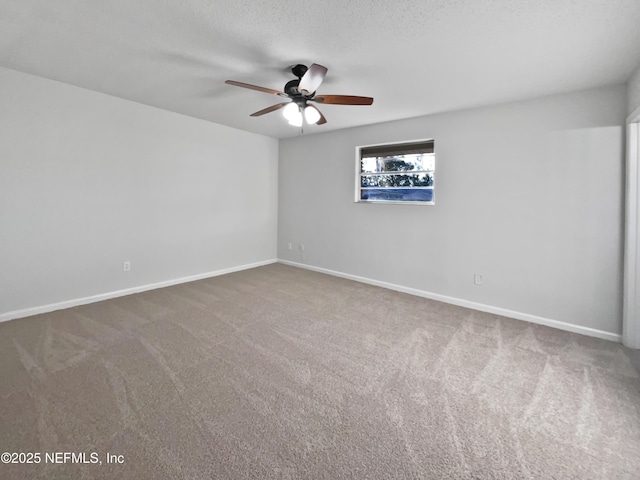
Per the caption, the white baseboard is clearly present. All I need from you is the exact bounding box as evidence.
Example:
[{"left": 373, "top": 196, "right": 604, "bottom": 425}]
[
  {"left": 278, "top": 260, "right": 622, "bottom": 343},
  {"left": 0, "top": 259, "right": 278, "bottom": 323}
]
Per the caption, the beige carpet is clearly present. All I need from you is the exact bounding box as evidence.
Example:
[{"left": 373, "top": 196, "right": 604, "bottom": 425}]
[{"left": 1, "top": 263, "right": 639, "bottom": 479}]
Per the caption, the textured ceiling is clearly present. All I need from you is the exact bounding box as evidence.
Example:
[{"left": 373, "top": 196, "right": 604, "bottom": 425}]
[{"left": 1, "top": 0, "right": 640, "bottom": 139}]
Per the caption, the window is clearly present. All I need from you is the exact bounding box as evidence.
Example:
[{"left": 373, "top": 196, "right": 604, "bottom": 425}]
[{"left": 355, "top": 139, "right": 435, "bottom": 204}]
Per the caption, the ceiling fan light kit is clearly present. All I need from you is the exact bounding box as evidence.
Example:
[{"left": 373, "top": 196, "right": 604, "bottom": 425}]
[
  {"left": 225, "top": 63, "right": 374, "bottom": 127},
  {"left": 282, "top": 103, "right": 321, "bottom": 126},
  {"left": 304, "top": 105, "right": 321, "bottom": 124},
  {"left": 282, "top": 102, "right": 300, "bottom": 124},
  {"left": 286, "top": 106, "right": 303, "bottom": 127}
]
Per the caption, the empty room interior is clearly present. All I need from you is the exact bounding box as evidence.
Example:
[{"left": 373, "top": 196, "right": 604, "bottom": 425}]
[{"left": 2, "top": 1, "right": 640, "bottom": 479}]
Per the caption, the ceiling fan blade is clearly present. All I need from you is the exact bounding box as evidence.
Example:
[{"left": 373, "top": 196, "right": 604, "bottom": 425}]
[
  {"left": 312, "top": 95, "right": 374, "bottom": 105},
  {"left": 250, "top": 102, "right": 290, "bottom": 117},
  {"left": 298, "top": 63, "right": 328, "bottom": 95},
  {"left": 316, "top": 109, "right": 327, "bottom": 125},
  {"left": 225, "top": 80, "right": 286, "bottom": 96}
]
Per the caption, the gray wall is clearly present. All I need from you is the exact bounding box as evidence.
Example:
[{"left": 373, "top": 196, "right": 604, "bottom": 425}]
[
  {"left": 278, "top": 85, "right": 626, "bottom": 335},
  {"left": 629, "top": 65, "right": 640, "bottom": 115},
  {"left": 0, "top": 67, "right": 278, "bottom": 317}
]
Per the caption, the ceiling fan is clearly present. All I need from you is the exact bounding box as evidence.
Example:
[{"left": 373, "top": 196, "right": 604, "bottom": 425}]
[{"left": 225, "top": 63, "right": 374, "bottom": 127}]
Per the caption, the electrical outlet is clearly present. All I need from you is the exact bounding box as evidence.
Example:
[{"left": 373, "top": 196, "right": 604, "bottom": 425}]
[
  {"left": 474, "top": 274, "right": 482, "bottom": 285},
  {"left": 123, "top": 261, "right": 131, "bottom": 272},
  {"left": 287, "top": 242, "right": 292, "bottom": 250}
]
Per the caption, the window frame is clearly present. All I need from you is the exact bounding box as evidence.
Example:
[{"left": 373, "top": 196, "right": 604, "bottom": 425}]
[{"left": 354, "top": 138, "right": 435, "bottom": 205}]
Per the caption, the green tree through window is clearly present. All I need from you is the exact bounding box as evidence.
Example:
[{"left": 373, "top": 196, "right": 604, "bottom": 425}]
[{"left": 356, "top": 140, "right": 435, "bottom": 204}]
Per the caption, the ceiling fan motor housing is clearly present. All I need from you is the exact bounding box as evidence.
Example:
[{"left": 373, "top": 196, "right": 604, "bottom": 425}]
[
  {"left": 284, "top": 79, "right": 302, "bottom": 97},
  {"left": 285, "top": 65, "right": 318, "bottom": 102}
]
